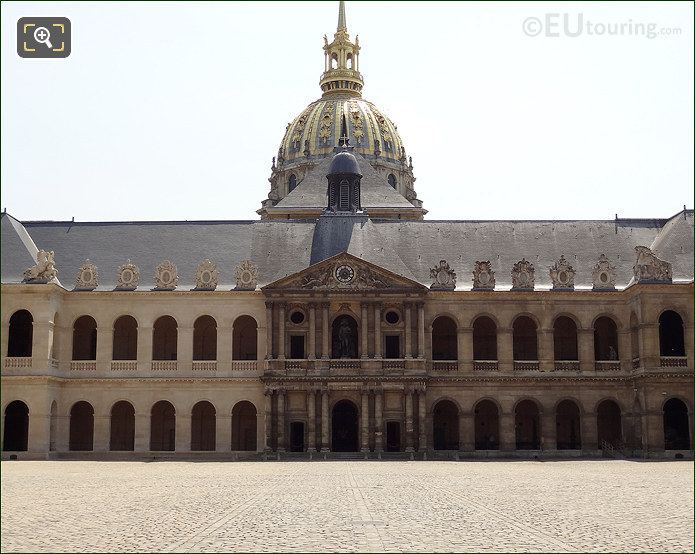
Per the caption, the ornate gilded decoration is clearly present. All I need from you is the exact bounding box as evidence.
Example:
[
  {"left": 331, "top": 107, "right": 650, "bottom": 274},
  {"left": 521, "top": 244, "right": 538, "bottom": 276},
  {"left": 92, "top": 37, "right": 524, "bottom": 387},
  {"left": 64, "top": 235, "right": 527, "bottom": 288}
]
[
  {"left": 511, "top": 258, "right": 535, "bottom": 291},
  {"left": 235, "top": 260, "right": 259, "bottom": 290},
  {"left": 429, "top": 260, "right": 456, "bottom": 290},
  {"left": 633, "top": 246, "right": 672, "bottom": 284},
  {"left": 472, "top": 261, "right": 495, "bottom": 290},
  {"left": 592, "top": 254, "right": 616, "bottom": 290},
  {"left": 23, "top": 249, "right": 58, "bottom": 283},
  {"left": 154, "top": 260, "right": 178, "bottom": 290},
  {"left": 194, "top": 259, "right": 219, "bottom": 291},
  {"left": 549, "top": 255, "right": 575, "bottom": 290},
  {"left": 75, "top": 260, "right": 98, "bottom": 290},
  {"left": 115, "top": 260, "right": 140, "bottom": 290}
]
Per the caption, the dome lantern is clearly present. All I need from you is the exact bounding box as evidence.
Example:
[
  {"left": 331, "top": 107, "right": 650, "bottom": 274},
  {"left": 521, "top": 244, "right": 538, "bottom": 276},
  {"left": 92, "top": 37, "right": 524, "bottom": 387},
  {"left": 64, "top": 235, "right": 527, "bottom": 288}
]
[{"left": 320, "top": 1, "right": 363, "bottom": 97}]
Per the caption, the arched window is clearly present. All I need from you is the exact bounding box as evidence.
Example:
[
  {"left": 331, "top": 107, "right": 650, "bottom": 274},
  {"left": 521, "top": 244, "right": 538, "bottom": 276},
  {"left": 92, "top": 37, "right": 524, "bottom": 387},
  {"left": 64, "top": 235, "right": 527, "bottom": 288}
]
[
  {"left": 473, "top": 317, "right": 497, "bottom": 360},
  {"left": 556, "top": 400, "right": 581, "bottom": 450},
  {"left": 193, "top": 315, "right": 217, "bottom": 361},
  {"left": 152, "top": 316, "right": 177, "bottom": 361},
  {"left": 191, "top": 401, "right": 216, "bottom": 451},
  {"left": 659, "top": 311, "right": 685, "bottom": 357},
  {"left": 110, "top": 401, "right": 135, "bottom": 451},
  {"left": 663, "top": 398, "right": 690, "bottom": 450},
  {"left": 432, "top": 400, "right": 459, "bottom": 450},
  {"left": 150, "top": 400, "right": 175, "bottom": 451},
  {"left": 232, "top": 316, "right": 257, "bottom": 360},
  {"left": 596, "top": 400, "right": 622, "bottom": 446},
  {"left": 474, "top": 400, "right": 499, "bottom": 449},
  {"left": 515, "top": 399, "right": 540, "bottom": 450},
  {"left": 387, "top": 173, "right": 397, "bottom": 189},
  {"left": 553, "top": 316, "right": 578, "bottom": 360},
  {"left": 113, "top": 316, "right": 137, "bottom": 360},
  {"left": 7, "top": 310, "right": 33, "bottom": 357},
  {"left": 69, "top": 401, "right": 94, "bottom": 451},
  {"left": 72, "top": 316, "right": 97, "bottom": 361},
  {"left": 231, "top": 401, "right": 257, "bottom": 451},
  {"left": 431, "top": 316, "right": 457, "bottom": 360},
  {"left": 346, "top": 53, "right": 353, "bottom": 69},
  {"left": 594, "top": 317, "right": 618, "bottom": 361},
  {"left": 513, "top": 316, "right": 538, "bottom": 361},
  {"left": 3, "top": 400, "right": 29, "bottom": 451},
  {"left": 331, "top": 54, "right": 338, "bottom": 69},
  {"left": 288, "top": 174, "right": 297, "bottom": 193}
]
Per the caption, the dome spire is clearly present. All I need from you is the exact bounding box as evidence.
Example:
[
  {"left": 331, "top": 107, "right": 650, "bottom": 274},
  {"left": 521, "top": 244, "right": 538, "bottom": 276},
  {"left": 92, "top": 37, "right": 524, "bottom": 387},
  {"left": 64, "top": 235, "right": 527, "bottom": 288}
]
[{"left": 320, "top": 1, "right": 363, "bottom": 97}]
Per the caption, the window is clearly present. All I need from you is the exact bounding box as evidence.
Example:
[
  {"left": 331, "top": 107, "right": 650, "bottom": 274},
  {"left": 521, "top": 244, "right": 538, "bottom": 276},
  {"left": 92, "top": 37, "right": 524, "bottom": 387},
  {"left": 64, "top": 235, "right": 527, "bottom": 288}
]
[
  {"left": 288, "top": 174, "right": 297, "bottom": 193},
  {"left": 388, "top": 173, "right": 397, "bottom": 189}
]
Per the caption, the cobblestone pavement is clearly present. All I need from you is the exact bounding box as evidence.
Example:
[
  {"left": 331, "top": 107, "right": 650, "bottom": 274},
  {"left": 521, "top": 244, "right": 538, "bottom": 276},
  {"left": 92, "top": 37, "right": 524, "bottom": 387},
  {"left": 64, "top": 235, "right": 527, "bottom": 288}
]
[{"left": 1, "top": 460, "right": 693, "bottom": 552}]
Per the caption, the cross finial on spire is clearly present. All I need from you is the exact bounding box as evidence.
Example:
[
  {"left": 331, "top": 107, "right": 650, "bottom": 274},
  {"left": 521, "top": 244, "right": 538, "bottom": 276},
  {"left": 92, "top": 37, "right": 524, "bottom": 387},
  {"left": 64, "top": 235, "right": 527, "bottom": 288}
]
[{"left": 337, "top": 0, "right": 346, "bottom": 31}]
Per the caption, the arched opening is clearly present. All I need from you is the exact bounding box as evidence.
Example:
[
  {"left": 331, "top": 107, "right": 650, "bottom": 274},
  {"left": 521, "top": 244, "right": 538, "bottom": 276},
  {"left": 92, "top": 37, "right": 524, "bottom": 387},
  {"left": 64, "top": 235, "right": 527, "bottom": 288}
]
[
  {"left": 659, "top": 311, "right": 685, "bottom": 357},
  {"left": 191, "top": 401, "right": 216, "bottom": 451},
  {"left": 432, "top": 400, "right": 459, "bottom": 450},
  {"left": 110, "top": 401, "right": 135, "bottom": 451},
  {"left": 473, "top": 316, "right": 497, "bottom": 360},
  {"left": 113, "top": 315, "right": 137, "bottom": 360},
  {"left": 69, "top": 401, "right": 94, "bottom": 451},
  {"left": 663, "top": 398, "right": 690, "bottom": 450},
  {"left": 432, "top": 316, "right": 458, "bottom": 360},
  {"left": 513, "top": 316, "right": 538, "bottom": 360},
  {"left": 594, "top": 317, "right": 618, "bottom": 360},
  {"left": 387, "top": 173, "right": 397, "bottom": 189},
  {"left": 331, "top": 53, "right": 338, "bottom": 69},
  {"left": 49, "top": 401, "right": 57, "bottom": 451},
  {"left": 474, "top": 400, "right": 499, "bottom": 449},
  {"left": 515, "top": 399, "right": 540, "bottom": 449},
  {"left": 556, "top": 400, "right": 581, "bottom": 449},
  {"left": 596, "top": 400, "right": 622, "bottom": 446},
  {"left": 3, "top": 400, "right": 29, "bottom": 451},
  {"left": 332, "top": 315, "right": 358, "bottom": 359},
  {"left": 288, "top": 174, "right": 297, "bottom": 192},
  {"left": 630, "top": 312, "right": 639, "bottom": 362},
  {"left": 231, "top": 401, "right": 257, "bottom": 451},
  {"left": 346, "top": 53, "right": 353, "bottom": 69},
  {"left": 331, "top": 400, "right": 359, "bottom": 452},
  {"left": 7, "top": 310, "right": 33, "bottom": 357},
  {"left": 152, "top": 316, "right": 177, "bottom": 360},
  {"left": 553, "top": 316, "right": 578, "bottom": 360},
  {"left": 72, "top": 315, "right": 97, "bottom": 360},
  {"left": 193, "top": 316, "right": 217, "bottom": 361},
  {"left": 232, "top": 316, "right": 257, "bottom": 360},
  {"left": 150, "top": 400, "right": 176, "bottom": 451}
]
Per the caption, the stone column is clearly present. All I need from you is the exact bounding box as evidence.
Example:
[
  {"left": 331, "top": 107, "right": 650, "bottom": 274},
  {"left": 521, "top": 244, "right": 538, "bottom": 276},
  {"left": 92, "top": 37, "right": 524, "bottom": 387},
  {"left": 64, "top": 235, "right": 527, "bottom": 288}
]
[
  {"left": 137, "top": 326, "right": 153, "bottom": 372},
  {"left": 361, "top": 389, "right": 370, "bottom": 451},
  {"left": 308, "top": 304, "right": 316, "bottom": 360},
  {"left": 582, "top": 412, "right": 598, "bottom": 451},
  {"left": 134, "top": 411, "right": 150, "bottom": 452},
  {"left": 263, "top": 389, "right": 273, "bottom": 451},
  {"left": 459, "top": 412, "right": 474, "bottom": 452},
  {"left": 276, "top": 389, "right": 286, "bottom": 452},
  {"left": 217, "top": 323, "right": 233, "bottom": 367},
  {"left": 498, "top": 327, "right": 514, "bottom": 372},
  {"left": 685, "top": 325, "right": 695, "bottom": 370},
  {"left": 56, "top": 415, "right": 70, "bottom": 452},
  {"left": 405, "top": 389, "right": 414, "bottom": 451},
  {"left": 177, "top": 326, "right": 194, "bottom": 372},
  {"left": 277, "top": 304, "right": 286, "bottom": 360},
  {"left": 417, "top": 303, "right": 425, "bottom": 358},
  {"left": 265, "top": 301, "right": 274, "bottom": 359},
  {"left": 539, "top": 329, "right": 554, "bottom": 372},
  {"left": 618, "top": 330, "right": 632, "bottom": 371},
  {"left": 541, "top": 411, "right": 555, "bottom": 451},
  {"left": 458, "top": 327, "right": 473, "bottom": 372},
  {"left": 28, "top": 412, "right": 50, "bottom": 455},
  {"left": 361, "top": 303, "right": 369, "bottom": 358},
  {"left": 418, "top": 389, "right": 427, "bottom": 451},
  {"left": 95, "top": 327, "right": 113, "bottom": 372},
  {"left": 175, "top": 412, "right": 192, "bottom": 452},
  {"left": 216, "top": 414, "right": 232, "bottom": 452},
  {"left": 93, "top": 414, "right": 110, "bottom": 452},
  {"left": 375, "top": 390, "right": 384, "bottom": 451},
  {"left": 499, "top": 412, "right": 516, "bottom": 451},
  {"left": 404, "top": 303, "right": 413, "bottom": 359},
  {"left": 321, "top": 303, "right": 330, "bottom": 359},
  {"left": 641, "top": 323, "right": 660, "bottom": 368},
  {"left": 373, "top": 304, "right": 382, "bottom": 358},
  {"left": 321, "top": 389, "right": 330, "bottom": 451},
  {"left": 578, "top": 328, "right": 594, "bottom": 372},
  {"left": 32, "top": 321, "right": 54, "bottom": 366},
  {"left": 307, "top": 389, "right": 316, "bottom": 452}
]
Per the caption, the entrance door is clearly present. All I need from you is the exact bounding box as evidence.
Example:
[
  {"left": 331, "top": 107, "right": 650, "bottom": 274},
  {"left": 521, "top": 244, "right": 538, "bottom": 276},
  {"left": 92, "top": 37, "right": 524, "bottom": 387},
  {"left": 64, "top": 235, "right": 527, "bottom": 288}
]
[
  {"left": 331, "top": 400, "right": 359, "bottom": 451},
  {"left": 386, "top": 421, "right": 401, "bottom": 451},
  {"left": 384, "top": 335, "right": 400, "bottom": 359},
  {"left": 290, "top": 422, "right": 305, "bottom": 452}
]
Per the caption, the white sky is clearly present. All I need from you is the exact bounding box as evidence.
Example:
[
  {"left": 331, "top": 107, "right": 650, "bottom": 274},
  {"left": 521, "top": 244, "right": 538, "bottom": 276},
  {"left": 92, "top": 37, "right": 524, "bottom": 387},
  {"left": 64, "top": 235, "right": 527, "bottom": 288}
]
[{"left": 1, "top": 1, "right": 693, "bottom": 222}]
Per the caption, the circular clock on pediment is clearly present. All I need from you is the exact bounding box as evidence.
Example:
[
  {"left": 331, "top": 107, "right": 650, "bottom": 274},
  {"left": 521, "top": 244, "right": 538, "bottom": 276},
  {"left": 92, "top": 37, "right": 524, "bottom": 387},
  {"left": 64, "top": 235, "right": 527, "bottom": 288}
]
[{"left": 335, "top": 264, "right": 355, "bottom": 283}]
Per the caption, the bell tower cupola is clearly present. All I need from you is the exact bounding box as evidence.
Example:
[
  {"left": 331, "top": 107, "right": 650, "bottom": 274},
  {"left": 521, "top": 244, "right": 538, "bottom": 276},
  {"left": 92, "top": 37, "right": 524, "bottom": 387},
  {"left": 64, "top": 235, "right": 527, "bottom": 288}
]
[{"left": 320, "top": 1, "right": 363, "bottom": 97}]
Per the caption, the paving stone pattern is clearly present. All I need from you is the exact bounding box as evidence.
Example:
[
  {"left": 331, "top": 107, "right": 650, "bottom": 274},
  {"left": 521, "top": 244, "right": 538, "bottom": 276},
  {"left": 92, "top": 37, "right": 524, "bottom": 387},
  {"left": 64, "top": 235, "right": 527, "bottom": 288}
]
[{"left": 1, "top": 460, "right": 692, "bottom": 553}]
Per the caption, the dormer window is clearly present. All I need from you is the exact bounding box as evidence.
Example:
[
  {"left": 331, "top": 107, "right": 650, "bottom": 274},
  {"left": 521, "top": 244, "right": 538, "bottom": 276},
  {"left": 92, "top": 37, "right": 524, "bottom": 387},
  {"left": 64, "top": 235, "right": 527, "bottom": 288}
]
[{"left": 288, "top": 174, "right": 297, "bottom": 193}]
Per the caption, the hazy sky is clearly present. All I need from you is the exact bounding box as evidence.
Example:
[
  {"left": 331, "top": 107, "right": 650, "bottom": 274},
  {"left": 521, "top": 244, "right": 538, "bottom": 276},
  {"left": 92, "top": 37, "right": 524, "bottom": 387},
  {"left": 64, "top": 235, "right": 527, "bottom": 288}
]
[{"left": 2, "top": 1, "right": 693, "bottom": 222}]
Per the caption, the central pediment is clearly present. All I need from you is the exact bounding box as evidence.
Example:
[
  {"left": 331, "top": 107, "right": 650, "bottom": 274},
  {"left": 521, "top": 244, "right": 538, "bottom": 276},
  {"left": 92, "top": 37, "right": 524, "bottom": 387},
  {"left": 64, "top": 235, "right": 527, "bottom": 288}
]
[{"left": 263, "top": 252, "right": 426, "bottom": 292}]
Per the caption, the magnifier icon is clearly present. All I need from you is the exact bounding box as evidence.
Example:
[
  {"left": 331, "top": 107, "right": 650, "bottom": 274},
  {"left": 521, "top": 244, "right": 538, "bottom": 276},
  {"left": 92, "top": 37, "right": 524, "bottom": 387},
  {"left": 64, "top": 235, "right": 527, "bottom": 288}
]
[{"left": 33, "top": 26, "right": 53, "bottom": 49}]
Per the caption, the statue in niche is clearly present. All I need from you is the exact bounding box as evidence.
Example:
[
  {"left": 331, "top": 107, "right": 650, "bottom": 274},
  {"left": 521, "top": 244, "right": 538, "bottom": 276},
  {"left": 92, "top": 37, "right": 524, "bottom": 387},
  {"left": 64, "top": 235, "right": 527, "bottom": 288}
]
[{"left": 332, "top": 315, "right": 357, "bottom": 358}]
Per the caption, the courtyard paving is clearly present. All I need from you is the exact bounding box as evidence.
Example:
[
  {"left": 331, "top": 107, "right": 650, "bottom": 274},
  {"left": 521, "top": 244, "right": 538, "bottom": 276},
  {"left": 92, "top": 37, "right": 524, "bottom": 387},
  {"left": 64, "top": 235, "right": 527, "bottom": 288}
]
[{"left": 1, "top": 460, "right": 693, "bottom": 553}]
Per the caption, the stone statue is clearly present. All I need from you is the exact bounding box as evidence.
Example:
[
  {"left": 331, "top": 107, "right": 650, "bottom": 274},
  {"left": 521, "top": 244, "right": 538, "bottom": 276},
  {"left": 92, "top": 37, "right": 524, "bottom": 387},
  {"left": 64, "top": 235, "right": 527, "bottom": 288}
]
[
  {"left": 608, "top": 345, "right": 618, "bottom": 361},
  {"left": 338, "top": 319, "right": 353, "bottom": 358},
  {"left": 23, "top": 250, "right": 58, "bottom": 283}
]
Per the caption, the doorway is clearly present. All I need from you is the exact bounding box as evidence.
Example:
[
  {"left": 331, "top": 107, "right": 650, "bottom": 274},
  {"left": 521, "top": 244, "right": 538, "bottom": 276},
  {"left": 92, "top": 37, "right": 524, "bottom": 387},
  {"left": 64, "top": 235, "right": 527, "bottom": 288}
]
[
  {"left": 331, "top": 400, "right": 359, "bottom": 451},
  {"left": 386, "top": 421, "right": 401, "bottom": 451},
  {"left": 290, "top": 421, "right": 305, "bottom": 452}
]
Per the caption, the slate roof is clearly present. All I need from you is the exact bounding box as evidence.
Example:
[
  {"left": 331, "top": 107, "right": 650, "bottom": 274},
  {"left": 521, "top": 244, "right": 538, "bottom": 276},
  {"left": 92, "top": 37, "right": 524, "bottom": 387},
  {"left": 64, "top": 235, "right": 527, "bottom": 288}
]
[{"left": 1, "top": 210, "right": 692, "bottom": 291}]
